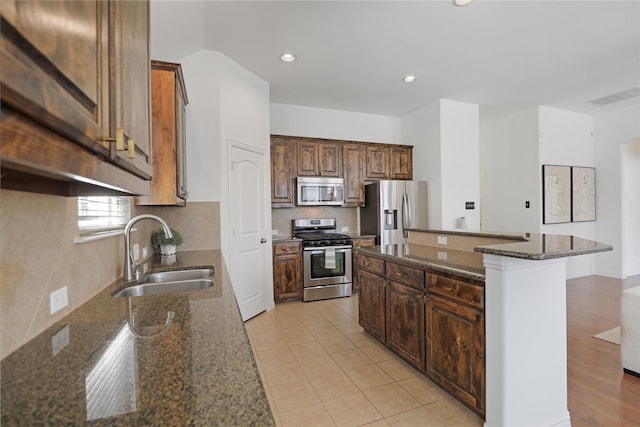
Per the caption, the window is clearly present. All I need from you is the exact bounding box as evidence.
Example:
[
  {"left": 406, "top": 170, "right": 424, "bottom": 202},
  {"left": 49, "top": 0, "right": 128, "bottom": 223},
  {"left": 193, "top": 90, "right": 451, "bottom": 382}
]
[{"left": 77, "top": 196, "right": 130, "bottom": 236}]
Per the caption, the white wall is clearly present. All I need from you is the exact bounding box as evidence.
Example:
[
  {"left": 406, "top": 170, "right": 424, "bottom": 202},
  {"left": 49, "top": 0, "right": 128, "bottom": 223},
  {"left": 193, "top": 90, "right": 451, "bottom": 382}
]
[
  {"left": 402, "top": 100, "right": 480, "bottom": 230},
  {"left": 480, "top": 108, "right": 540, "bottom": 233},
  {"left": 217, "top": 54, "right": 272, "bottom": 261},
  {"left": 594, "top": 104, "right": 640, "bottom": 278},
  {"left": 621, "top": 140, "right": 640, "bottom": 277},
  {"left": 270, "top": 103, "right": 402, "bottom": 143},
  {"left": 539, "top": 107, "right": 596, "bottom": 278},
  {"left": 403, "top": 102, "right": 442, "bottom": 228},
  {"left": 180, "top": 51, "right": 222, "bottom": 202},
  {"left": 440, "top": 100, "right": 480, "bottom": 230},
  {"left": 150, "top": 0, "right": 205, "bottom": 61}
]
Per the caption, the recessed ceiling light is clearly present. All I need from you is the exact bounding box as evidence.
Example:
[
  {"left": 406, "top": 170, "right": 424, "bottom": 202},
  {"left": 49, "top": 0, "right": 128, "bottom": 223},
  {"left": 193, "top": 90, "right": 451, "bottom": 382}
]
[
  {"left": 280, "top": 53, "right": 296, "bottom": 63},
  {"left": 454, "top": 0, "right": 473, "bottom": 6},
  {"left": 403, "top": 75, "right": 417, "bottom": 84}
]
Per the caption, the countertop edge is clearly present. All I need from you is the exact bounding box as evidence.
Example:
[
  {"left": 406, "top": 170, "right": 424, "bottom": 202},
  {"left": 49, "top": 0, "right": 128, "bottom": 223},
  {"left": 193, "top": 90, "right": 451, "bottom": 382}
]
[{"left": 358, "top": 246, "right": 485, "bottom": 283}]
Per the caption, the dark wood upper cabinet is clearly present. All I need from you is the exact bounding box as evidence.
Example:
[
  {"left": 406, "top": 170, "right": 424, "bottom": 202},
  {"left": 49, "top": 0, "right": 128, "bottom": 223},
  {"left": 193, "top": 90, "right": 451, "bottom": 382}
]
[
  {"left": 297, "top": 140, "right": 342, "bottom": 177},
  {"left": 269, "top": 135, "right": 413, "bottom": 208},
  {"left": 270, "top": 137, "right": 297, "bottom": 207},
  {"left": 366, "top": 145, "right": 391, "bottom": 179},
  {"left": 342, "top": 143, "right": 365, "bottom": 206},
  {"left": 0, "top": 0, "right": 110, "bottom": 154},
  {"left": 109, "top": 0, "right": 152, "bottom": 179},
  {"left": 0, "top": 0, "right": 151, "bottom": 196},
  {"left": 136, "top": 61, "right": 189, "bottom": 206},
  {"left": 391, "top": 146, "right": 412, "bottom": 180}
]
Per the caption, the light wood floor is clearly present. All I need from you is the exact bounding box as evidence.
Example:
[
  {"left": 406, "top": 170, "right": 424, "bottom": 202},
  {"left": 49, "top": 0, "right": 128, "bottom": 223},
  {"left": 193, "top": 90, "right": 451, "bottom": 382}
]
[{"left": 566, "top": 274, "right": 640, "bottom": 427}]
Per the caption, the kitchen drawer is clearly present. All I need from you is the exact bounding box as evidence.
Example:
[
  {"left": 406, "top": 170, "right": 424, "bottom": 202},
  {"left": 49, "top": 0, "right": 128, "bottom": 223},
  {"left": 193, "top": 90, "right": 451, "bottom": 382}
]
[
  {"left": 386, "top": 262, "right": 425, "bottom": 290},
  {"left": 360, "top": 254, "right": 385, "bottom": 275},
  {"left": 352, "top": 237, "right": 375, "bottom": 248},
  {"left": 426, "top": 273, "right": 484, "bottom": 310},
  {"left": 273, "top": 241, "right": 301, "bottom": 256}
]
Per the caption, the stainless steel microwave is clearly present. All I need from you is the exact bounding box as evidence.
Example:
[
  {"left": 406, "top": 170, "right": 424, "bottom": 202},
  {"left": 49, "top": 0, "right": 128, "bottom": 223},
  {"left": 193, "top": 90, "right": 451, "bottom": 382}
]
[{"left": 297, "top": 177, "right": 345, "bottom": 206}]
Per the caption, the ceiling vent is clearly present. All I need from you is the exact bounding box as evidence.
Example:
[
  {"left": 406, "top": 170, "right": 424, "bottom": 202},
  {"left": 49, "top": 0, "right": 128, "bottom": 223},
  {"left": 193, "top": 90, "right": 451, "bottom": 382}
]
[{"left": 588, "top": 87, "right": 640, "bottom": 106}]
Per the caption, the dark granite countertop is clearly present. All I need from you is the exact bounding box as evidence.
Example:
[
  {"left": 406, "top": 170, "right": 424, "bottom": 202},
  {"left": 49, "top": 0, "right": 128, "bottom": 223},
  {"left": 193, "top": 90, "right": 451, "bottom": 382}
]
[
  {"left": 358, "top": 244, "right": 486, "bottom": 282},
  {"left": 474, "top": 233, "right": 613, "bottom": 260},
  {"left": 407, "top": 228, "right": 613, "bottom": 261},
  {"left": 0, "top": 250, "right": 274, "bottom": 426},
  {"left": 360, "top": 230, "right": 613, "bottom": 282}
]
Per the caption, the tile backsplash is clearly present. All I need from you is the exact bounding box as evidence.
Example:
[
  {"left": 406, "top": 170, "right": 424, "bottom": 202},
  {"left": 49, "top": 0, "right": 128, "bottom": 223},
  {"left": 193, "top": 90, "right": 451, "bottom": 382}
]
[
  {"left": 0, "top": 189, "right": 220, "bottom": 360},
  {"left": 271, "top": 206, "right": 358, "bottom": 235}
]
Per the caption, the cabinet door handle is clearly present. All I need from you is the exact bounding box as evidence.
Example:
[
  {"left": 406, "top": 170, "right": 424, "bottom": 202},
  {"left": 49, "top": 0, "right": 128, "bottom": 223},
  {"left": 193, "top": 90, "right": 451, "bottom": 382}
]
[
  {"left": 127, "top": 137, "right": 135, "bottom": 159},
  {"left": 99, "top": 128, "right": 135, "bottom": 159}
]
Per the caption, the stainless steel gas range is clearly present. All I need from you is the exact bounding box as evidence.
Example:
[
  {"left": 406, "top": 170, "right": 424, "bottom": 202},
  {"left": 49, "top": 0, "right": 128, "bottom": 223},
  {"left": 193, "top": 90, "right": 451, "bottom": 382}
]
[{"left": 292, "top": 218, "right": 352, "bottom": 302}]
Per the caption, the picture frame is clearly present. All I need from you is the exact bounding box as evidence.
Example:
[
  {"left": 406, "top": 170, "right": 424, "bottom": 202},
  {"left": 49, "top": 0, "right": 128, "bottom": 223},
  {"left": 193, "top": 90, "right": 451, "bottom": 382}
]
[
  {"left": 542, "top": 165, "right": 571, "bottom": 224},
  {"left": 571, "top": 166, "right": 596, "bottom": 222}
]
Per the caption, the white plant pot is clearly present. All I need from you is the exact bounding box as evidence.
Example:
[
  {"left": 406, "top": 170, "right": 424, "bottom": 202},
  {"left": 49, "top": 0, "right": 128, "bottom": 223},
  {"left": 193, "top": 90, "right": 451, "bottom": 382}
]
[{"left": 160, "top": 244, "right": 176, "bottom": 256}]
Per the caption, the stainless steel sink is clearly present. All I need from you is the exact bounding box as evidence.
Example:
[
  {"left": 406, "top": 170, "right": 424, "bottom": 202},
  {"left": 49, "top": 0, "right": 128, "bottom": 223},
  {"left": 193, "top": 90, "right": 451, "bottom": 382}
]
[
  {"left": 144, "top": 267, "right": 214, "bottom": 283},
  {"left": 112, "top": 267, "right": 214, "bottom": 298}
]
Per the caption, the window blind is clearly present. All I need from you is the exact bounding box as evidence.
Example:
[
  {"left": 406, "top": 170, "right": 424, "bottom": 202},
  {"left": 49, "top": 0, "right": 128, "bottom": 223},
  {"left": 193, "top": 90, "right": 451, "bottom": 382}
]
[{"left": 77, "top": 196, "right": 130, "bottom": 235}]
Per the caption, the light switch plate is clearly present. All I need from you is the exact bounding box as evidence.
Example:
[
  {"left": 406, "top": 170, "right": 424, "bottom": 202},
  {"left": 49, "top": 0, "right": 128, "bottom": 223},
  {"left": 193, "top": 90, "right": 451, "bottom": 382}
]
[
  {"left": 341, "top": 227, "right": 349, "bottom": 232},
  {"left": 437, "top": 251, "right": 448, "bottom": 260},
  {"left": 437, "top": 236, "right": 448, "bottom": 245}
]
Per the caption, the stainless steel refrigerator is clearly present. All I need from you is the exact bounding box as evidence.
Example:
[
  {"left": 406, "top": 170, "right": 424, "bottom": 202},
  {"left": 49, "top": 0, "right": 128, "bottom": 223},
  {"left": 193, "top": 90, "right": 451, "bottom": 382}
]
[{"left": 360, "top": 180, "right": 428, "bottom": 246}]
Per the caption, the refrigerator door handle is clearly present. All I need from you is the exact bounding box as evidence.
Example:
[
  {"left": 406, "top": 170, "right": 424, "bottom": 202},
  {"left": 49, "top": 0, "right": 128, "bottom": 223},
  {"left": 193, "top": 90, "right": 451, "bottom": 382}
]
[{"left": 402, "top": 193, "right": 411, "bottom": 229}]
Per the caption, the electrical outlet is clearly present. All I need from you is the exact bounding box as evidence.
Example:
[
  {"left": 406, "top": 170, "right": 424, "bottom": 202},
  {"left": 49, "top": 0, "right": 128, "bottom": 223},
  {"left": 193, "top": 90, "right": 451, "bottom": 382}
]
[
  {"left": 272, "top": 229, "right": 279, "bottom": 235},
  {"left": 437, "top": 251, "right": 448, "bottom": 260},
  {"left": 437, "top": 236, "right": 448, "bottom": 245},
  {"left": 142, "top": 246, "right": 148, "bottom": 258},
  {"left": 51, "top": 325, "right": 69, "bottom": 356},
  {"left": 133, "top": 243, "right": 140, "bottom": 261},
  {"left": 50, "top": 287, "right": 69, "bottom": 315},
  {"left": 341, "top": 227, "right": 349, "bottom": 232}
]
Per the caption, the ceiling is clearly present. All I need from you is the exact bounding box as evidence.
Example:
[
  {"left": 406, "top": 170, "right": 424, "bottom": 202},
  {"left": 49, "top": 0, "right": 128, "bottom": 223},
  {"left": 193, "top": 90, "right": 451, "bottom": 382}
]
[{"left": 150, "top": 1, "right": 640, "bottom": 119}]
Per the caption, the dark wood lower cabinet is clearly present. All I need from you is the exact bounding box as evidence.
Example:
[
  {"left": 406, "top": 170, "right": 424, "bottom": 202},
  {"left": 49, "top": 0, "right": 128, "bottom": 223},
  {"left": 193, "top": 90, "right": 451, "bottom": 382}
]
[
  {"left": 426, "top": 295, "right": 485, "bottom": 415},
  {"left": 273, "top": 242, "right": 302, "bottom": 303},
  {"left": 358, "top": 269, "right": 386, "bottom": 342},
  {"left": 386, "top": 280, "right": 425, "bottom": 370},
  {"left": 358, "top": 252, "right": 485, "bottom": 418}
]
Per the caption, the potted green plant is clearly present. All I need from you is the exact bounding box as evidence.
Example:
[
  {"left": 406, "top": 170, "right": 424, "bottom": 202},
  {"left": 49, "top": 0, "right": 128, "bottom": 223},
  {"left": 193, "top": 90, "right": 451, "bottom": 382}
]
[{"left": 151, "top": 228, "right": 183, "bottom": 256}]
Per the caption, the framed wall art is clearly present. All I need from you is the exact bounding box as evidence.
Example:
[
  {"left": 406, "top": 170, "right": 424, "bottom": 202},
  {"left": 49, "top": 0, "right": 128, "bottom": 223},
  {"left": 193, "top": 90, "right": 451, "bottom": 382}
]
[
  {"left": 542, "top": 165, "right": 571, "bottom": 224},
  {"left": 571, "top": 166, "right": 596, "bottom": 222}
]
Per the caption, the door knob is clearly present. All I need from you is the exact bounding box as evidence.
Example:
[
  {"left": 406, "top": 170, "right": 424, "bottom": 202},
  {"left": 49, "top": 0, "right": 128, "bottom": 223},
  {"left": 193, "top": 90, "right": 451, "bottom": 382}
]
[{"left": 260, "top": 238, "right": 268, "bottom": 244}]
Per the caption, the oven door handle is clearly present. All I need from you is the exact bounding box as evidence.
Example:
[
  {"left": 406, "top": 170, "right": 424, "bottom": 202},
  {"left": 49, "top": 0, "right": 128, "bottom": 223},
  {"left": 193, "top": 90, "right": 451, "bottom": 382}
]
[{"left": 303, "top": 245, "right": 352, "bottom": 252}]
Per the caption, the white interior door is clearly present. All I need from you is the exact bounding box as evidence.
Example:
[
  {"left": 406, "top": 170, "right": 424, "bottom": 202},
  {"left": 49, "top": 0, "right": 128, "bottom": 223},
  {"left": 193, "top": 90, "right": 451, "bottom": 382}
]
[{"left": 229, "top": 143, "right": 270, "bottom": 320}]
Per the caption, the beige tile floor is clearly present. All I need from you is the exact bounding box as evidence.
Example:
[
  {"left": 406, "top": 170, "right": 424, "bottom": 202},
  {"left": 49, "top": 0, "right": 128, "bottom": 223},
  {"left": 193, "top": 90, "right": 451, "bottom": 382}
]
[{"left": 245, "top": 295, "right": 483, "bottom": 427}]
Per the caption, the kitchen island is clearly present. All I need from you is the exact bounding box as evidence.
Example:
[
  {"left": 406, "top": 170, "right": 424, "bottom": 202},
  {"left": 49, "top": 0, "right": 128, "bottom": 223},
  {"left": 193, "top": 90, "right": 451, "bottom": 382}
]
[
  {"left": 357, "top": 229, "right": 612, "bottom": 427},
  {"left": 0, "top": 250, "right": 274, "bottom": 426}
]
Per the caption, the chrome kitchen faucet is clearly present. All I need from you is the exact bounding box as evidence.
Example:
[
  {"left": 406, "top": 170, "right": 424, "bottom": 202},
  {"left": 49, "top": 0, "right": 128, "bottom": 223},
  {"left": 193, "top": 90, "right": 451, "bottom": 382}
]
[{"left": 123, "top": 214, "right": 172, "bottom": 281}]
